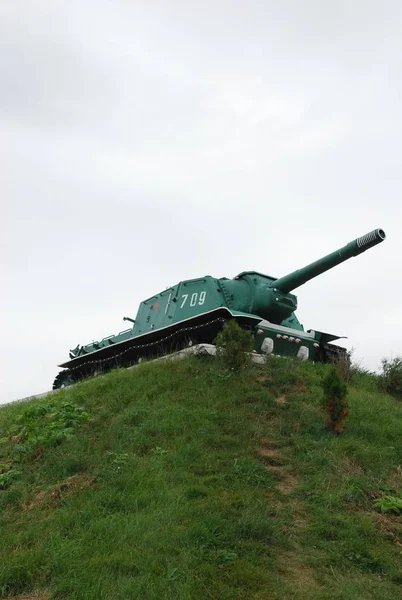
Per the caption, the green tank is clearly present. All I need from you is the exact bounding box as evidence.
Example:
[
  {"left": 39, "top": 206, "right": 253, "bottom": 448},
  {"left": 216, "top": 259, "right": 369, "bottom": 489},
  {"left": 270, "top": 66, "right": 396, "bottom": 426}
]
[{"left": 53, "top": 228, "right": 386, "bottom": 389}]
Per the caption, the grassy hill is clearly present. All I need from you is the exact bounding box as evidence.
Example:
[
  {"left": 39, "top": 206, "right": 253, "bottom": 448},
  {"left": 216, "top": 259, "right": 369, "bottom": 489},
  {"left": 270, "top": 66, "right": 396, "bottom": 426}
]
[{"left": 0, "top": 355, "right": 401, "bottom": 599}]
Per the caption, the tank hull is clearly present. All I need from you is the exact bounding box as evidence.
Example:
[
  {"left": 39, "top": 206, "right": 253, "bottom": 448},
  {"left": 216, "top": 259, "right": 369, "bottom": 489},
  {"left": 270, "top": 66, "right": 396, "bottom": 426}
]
[
  {"left": 53, "top": 309, "right": 344, "bottom": 389},
  {"left": 54, "top": 309, "right": 260, "bottom": 388}
]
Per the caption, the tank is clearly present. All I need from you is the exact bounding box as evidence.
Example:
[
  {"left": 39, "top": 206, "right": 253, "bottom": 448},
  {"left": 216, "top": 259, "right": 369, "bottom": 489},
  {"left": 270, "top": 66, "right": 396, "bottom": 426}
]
[{"left": 53, "top": 228, "right": 386, "bottom": 389}]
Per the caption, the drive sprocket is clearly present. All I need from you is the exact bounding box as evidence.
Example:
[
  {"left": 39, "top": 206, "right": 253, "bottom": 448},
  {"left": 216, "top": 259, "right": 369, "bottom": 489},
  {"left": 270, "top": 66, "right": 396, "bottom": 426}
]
[{"left": 53, "top": 369, "right": 75, "bottom": 390}]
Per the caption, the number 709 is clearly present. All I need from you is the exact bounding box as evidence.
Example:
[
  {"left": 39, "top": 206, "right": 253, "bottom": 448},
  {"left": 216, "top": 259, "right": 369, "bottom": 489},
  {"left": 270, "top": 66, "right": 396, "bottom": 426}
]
[{"left": 180, "top": 291, "right": 206, "bottom": 308}]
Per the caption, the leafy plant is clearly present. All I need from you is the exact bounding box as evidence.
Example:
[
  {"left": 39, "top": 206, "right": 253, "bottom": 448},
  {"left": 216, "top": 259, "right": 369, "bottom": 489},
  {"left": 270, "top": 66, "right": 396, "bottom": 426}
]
[
  {"left": 0, "top": 464, "right": 21, "bottom": 489},
  {"left": 374, "top": 495, "right": 402, "bottom": 515},
  {"left": 321, "top": 366, "right": 349, "bottom": 434},
  {"left": 150, "top": 446, "right": 168, "bottom": 456},
  {"left": 215, "top": 549, "right": 238, "bottom": 565},
  {"left": 8, "top": 400, "right": 89, "bottom": 459},
  {"left": 380, "top": 357, "right": 402, "bottom": 397},
  {"left": 107, "top": 452, "right": 130, "bottom": 473},
  {"left": 214, "top": 320, "right": 253, "bottom": 372}
]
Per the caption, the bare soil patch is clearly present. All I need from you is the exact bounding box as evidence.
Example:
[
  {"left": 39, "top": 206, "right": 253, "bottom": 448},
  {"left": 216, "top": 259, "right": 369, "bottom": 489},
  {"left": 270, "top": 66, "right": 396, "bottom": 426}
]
[
  {"left": 279, "top": 549, "right": 319, "bottom": 591},
  {"left": 372, "top": 512, "right": 402, "bottom": 550},
  {"left": 342, "top": 456, "right": 364, "bottom": 476},
  {"left": 255, "top": 373, "right": 271, "bottom": 384},
  {"left": 259, "top": 445, "right": 285, "bottom": 467},
  {"left": 275, "top": 395, "right": 287, "bottom": 405},
  {"left": 258, "top": 438, "right": 317, "bottom": 594},
  {"left": 275, "top": 471, "right": 299, "bottom": 495},
  {"left": 25, "top": 474, "right": 96, "bottom": 511},
  {"left": 259, "top": 443, "right": 299, "bottom": 495}
]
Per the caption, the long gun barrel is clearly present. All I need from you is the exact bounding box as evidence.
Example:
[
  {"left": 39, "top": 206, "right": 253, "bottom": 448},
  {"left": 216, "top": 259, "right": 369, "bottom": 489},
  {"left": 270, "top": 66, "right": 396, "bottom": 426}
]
[{"left": 272, "top": 228, "right": 386, "bottom": 293}]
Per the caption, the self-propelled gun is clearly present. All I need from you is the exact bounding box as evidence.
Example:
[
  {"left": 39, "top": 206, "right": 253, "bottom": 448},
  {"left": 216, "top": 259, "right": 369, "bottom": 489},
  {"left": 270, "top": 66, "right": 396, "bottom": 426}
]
[{"left": 53, "top": 228, "right": 386, "bottom": 389}]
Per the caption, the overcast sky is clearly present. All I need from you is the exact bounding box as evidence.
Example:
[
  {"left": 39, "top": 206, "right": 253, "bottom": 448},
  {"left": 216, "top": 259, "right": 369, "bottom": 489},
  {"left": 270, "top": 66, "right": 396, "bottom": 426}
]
[{"left": 1, "top": 0, "right": 401, "bottom": 404}]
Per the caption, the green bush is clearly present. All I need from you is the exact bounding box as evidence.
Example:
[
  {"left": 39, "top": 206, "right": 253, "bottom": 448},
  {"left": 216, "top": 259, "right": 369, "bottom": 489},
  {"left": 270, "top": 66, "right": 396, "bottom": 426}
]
[
  {"left": 214, "top": 320, "right": 253, "bottom": 372},
  {"left": 380, "top": 357, "right": 402, "bottom": 397},
  {"left": 321, "top": 366, "right": 349, "bottom": 434}
]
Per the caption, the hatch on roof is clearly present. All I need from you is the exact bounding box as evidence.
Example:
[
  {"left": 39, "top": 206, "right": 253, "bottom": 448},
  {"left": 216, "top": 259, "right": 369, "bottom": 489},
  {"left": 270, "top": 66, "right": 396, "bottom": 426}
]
[{"left": 235, "top": 271, "right": 277, "bottom": 280}]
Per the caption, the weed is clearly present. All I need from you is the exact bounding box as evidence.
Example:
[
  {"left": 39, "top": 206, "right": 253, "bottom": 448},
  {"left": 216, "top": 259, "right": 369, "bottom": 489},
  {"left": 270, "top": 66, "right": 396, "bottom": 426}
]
[
  {"left": 106, "top": 452, "right": 130, "bottom": 473},
  {"left": 214, "top": 549, "right": 238, "bottom": 564},
  {"left": 374, "top": 495, "right": 402, "bottom": 514},
  {"left": 7, "top": 400, "right": 89, "bottom": 460},
  {"left": 150, "top": 446, "right": 168, "bottom": 456},
  {"left": 0, "top": 464, "right": 21, "bottom": 489}
]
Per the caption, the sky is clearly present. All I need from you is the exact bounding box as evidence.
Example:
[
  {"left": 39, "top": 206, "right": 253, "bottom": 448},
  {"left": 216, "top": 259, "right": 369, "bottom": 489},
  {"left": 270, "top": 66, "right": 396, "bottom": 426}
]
[{"left": 1, "top": 0, "right": 401, "bottom": 404}]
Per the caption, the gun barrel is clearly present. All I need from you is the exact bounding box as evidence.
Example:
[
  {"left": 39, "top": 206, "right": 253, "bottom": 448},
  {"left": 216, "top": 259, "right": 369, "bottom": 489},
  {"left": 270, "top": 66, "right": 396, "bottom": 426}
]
[{"left": 273, "top": 228, "right": 386, "bottom": 293}]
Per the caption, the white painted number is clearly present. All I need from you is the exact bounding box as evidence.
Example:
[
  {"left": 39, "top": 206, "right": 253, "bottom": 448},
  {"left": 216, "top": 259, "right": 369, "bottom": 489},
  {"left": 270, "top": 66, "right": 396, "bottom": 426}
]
[
  {"left": 190, "top": 293, "right": 197, "bottom": 306},
  {"left": 180, "top": 291, "right": 207, "bottom": 308}
]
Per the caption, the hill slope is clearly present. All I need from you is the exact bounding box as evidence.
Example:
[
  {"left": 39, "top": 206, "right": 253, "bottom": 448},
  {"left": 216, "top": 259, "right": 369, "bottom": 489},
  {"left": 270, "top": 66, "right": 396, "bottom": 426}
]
[{"left": 0, "top": 356, "right": 401, "bottom": 599}]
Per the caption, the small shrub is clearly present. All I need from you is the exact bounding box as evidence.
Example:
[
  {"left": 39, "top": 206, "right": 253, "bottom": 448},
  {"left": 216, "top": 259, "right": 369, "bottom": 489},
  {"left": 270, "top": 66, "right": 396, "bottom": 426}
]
[
  {"left": 214, "top": 320, "right": 253, "bottom": 372},
  {"left": 380, "top": 357, "right": 402, "bottom": 397},
  {"left": 321, "top": 366, "right": 349, "bottom": 434},
  {"left": 374, "top": 495, "right": 402, "bottom": 514}
]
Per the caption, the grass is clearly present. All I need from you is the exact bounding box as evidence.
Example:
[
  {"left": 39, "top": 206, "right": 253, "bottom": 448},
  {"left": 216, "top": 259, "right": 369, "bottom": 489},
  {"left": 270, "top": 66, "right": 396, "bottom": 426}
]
[{"left": 0, "top": 355, "right": 401, "bottom": 599}]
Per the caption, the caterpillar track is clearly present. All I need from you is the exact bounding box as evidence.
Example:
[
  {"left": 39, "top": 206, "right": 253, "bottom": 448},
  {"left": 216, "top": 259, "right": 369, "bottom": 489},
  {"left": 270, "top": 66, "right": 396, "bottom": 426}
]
[{"left": 53, "top": 310, "right": 253, "bottom": 389}]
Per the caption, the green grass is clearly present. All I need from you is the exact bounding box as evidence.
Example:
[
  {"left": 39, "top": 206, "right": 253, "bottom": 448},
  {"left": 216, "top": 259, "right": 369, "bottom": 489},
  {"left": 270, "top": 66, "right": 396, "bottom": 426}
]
[{"left": 0, "top": 356, "right": 401, "bottom": 599}]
